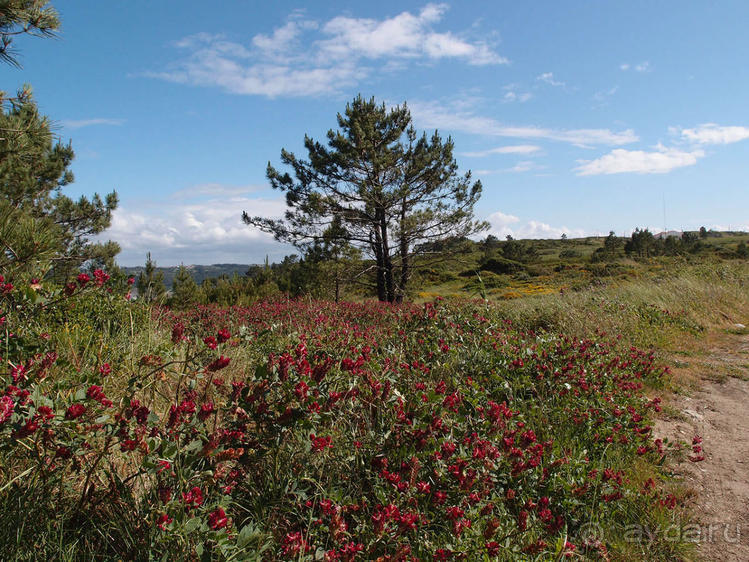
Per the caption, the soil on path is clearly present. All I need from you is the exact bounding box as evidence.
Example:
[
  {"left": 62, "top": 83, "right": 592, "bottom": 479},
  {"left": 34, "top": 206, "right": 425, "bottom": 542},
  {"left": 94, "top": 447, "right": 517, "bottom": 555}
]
[{"left": 655, "top": 332, "right": 749, "bottom": 561}]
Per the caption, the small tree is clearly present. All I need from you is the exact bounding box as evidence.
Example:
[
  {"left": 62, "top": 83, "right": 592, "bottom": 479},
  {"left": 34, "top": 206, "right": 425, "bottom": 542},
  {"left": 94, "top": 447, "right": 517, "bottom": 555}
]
[
  {"left": 603, "top": 231, "right": 622, "bottom": 254},
  {"left": 624, "top": 228, "right": 656, "bottom": 258},
  {"left": 243, "top": 95, "right": 487, "bottom": 302},
  {"left": 501, "top": 238, "right": 524, "bottom": 262},
  {"left": 136, "top": 253, "right": 166, "bottom": 303},
  {"left": 171, "top": 264, "right": 202, "bottom": 309}
]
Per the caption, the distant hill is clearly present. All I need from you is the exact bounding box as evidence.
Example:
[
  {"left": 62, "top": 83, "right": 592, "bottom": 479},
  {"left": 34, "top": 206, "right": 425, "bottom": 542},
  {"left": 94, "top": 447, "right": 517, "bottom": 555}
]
[{"left": 122, "top": 264, "right": 252, "bottom": 288}]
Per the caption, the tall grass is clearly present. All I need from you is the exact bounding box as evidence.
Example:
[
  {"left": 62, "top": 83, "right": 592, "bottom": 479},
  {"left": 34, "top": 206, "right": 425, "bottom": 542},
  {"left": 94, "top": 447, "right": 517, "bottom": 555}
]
[{"left": 492, "top": 263, "right": 749, "bottom": 351}]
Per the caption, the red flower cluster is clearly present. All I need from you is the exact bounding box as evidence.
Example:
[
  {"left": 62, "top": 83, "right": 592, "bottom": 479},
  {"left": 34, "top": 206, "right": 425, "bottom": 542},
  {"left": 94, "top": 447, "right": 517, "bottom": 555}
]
[
  {"left": 65, "top": 403, "right": 86, "bottom": 420},
  {"left": 182, "top": 486, "right": 204, "bottom": 510}
]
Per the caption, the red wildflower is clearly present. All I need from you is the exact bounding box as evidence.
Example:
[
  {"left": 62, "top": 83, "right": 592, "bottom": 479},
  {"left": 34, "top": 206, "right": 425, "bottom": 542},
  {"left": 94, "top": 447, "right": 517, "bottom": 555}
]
[
  {"left": 207, "top": 356, "right": 231, "bottom": 371},
  {"left": 10, "top": 364, "right": 27, "bottom": 383},
  {"left": 182, "top": 486, "right": 204, "bottom": 509},
  {"left": 87, "top": 384, "right": 108, "bottom": 404},
  {"left": 0, "top": 396, "right": 14, "bottom": 423},
  {"left": 171, "top": 323, "right": 186, "bottom": 344},
  {"left": 208, "top": 507, "right": 228, "bottom": 530},
  {"left": 37, "top": 405, "right": 54, "bottom": 421},
  {"left": 77, "top": 273, "right": 90, "bottom": 287},
  {"left": 445, "top": 506, "right": 464, "bottom": 520},
  {"left": 281, "top": 532, "right": 310, "bottom": 557},
  {"left": 198, "top": 402, "right": 214, "bottom": 421},
  {"left": 93, "top": 269, "right": 110, "bottom": 286},
  {"left": 65, "top": 403, "right": 86, "bottom": 420},
  {"left": 486, "top": 542, "right": 500, "bottom": 556},
  {"left": 310, "top": 433, "right": 333, "bottom": 452},
  {"left": 156, "top": 513, "right": 173, "bottom": 530}
]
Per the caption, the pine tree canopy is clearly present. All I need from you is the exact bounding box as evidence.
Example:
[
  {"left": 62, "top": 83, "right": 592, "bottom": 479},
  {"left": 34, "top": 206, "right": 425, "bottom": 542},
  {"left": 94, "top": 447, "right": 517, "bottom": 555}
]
[
  {"left": 0, "top": 2, "right": 119, "bottom": 279},
  {"left": 0, "top": 0, "right": 60, "bottom": 68},
  {"left": 243, "top": 95, "right": 487, "bottom": 302}
]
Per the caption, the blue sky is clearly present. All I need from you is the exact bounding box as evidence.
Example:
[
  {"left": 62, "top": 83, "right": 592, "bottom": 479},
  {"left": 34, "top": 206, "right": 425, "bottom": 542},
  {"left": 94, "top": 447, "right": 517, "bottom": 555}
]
[{"left": 6, "top": 1, "right": 749, "bottom": 265}]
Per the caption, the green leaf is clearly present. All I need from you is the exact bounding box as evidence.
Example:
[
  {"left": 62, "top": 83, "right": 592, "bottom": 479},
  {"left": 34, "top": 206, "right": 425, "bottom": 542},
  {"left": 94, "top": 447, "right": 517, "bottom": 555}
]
[
  {"left": 185, "top": 439, "right": 203, "bottom": 453},
  {"left": 237, "top": 524, "right": 256, "bottom": 549},
  {"left": 162, "top": 442, "right": 178, "bottom": 458},
  {"left": 184, "top": 517, "right": 201, "bottom": 534}
]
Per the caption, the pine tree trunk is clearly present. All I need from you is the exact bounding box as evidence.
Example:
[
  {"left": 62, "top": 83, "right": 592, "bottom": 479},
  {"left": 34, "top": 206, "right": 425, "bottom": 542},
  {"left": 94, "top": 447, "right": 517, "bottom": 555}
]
[
  {"left": 396, "top": 200, "right": 409, "bottom": 303},
  {"left": 379, "top": 214, "right": 395, "bottom": 302},
  {"left": 372, "top": 232, "right": 386, "bottom": 302}
]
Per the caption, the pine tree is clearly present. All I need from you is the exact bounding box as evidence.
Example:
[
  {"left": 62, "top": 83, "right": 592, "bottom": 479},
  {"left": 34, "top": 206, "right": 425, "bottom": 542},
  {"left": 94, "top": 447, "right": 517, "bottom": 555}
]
[
  {"left": 136, "top": 253, "right": 166, "bottom": 303},
  {"left": 0, "top": 0, "right": 60, "bottom": 68},
  {"left": 244, "top": 95, "right": 486, "bottom": 302},
  {"left": 0, "top": 2, "right": 119, "bottom": 279},
  {"left": 170, "top": 264, "right": 201, "bottom": 309}
]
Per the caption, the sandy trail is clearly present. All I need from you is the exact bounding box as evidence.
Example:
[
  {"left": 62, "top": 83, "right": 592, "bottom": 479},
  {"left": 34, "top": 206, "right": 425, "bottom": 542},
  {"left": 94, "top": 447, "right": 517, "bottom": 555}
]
[{"left": 655, "top": 333, "right": 749, "bottom": 561}]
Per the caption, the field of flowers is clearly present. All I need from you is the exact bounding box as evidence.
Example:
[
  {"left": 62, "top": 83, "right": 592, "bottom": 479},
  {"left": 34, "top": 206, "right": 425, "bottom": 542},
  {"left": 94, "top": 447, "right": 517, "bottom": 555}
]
[{"left": 0, "top": 274, "right": 696, "bottom": 560}]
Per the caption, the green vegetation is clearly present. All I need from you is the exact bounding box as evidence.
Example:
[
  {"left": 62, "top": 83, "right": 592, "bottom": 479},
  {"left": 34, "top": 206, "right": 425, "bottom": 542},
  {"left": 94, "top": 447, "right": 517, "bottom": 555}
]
[
  {"left": 6, "top": 270, "right": 739, "bottom": 560},
  {"left": 143, "top": 229, "right": 749, "bottom": 310},
  {"left": 1, "top": 5, "right": 748, "bottom": 558},
  {"left": 244, "top": 95, "right": 487, "bottom": 303},
  {"left": 0, "top": 1, "right": 119, "bottom": 280}
]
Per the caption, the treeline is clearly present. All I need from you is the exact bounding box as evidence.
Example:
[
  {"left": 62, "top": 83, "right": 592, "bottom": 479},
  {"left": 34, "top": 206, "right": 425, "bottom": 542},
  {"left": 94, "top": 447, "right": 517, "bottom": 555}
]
[
  {"left": 595, "top": 228, "right": 747, "bottom": 261},
  {"left": 135, "top": 252, "right": 363, "bottom": 309},
  {"left": 133, "top": 227, "right": 749, "bottom": 308}
]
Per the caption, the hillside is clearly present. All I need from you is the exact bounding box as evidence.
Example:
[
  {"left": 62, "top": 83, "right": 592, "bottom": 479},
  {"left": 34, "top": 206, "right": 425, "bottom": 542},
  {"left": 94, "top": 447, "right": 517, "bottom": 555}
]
[{"left": 122, "top": 263, "right": 253, "bottom": 288}]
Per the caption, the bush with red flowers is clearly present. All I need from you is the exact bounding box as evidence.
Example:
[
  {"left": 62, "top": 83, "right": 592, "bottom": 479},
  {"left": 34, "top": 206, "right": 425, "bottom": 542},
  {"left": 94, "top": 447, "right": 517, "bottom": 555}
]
[{"left": 0, "top": 275, "right": 694, "bottom": 560}]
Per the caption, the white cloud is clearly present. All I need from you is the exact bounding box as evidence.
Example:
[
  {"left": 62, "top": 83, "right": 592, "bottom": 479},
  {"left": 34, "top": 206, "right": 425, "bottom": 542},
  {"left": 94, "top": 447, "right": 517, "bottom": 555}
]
[
  {"left": 410, "top": 100, "right": 638, "bottom": 147},
  {"left": 503, "top": 90, "right": 532, "bottom": 103},
  {"left": 251, "top": 19, "right": 317, "bottom": 59},
  {"left": 592, "top": 86, "right": 618, "bottom": 104},
  {"left": 680, "top": 123, "right": 749, "bottom": 145},
  {"left": 318, "top": 4, "right": 505, "bottom": 65},
  {"left": 487, "top": 210, "right": 520, "bottom": 225},
  {"left": 60, "top": 118, "right": 125, "bottom": 129},
  {"left": 575, "top": 144, "right": 704, "bottom": 175},
  {"left": 100, "top": 191, "right": 291, "bottom": 265},
  {"left": 537, "top": 72, "right": 564, "bottom": 87},
  {"left": 148, "top": 5, "right": 506, "bottom": 98},
  {"left": 509, "top": 161, "right": 535, "bottom": 172},
  {"left": 620, "top": 61, "right": 651, "bottom": 72},
  {"left": 705, "top": 223, "right": 749, "bottom": 233},
  {"left": 475, "top": 160, "right": 543, "bottom": 175},
  {"left": 462, "top": 144, "right": 541, "bottom": 157},
  {"left": 486, "top": 211, "right": 586, "bottom": 239}
]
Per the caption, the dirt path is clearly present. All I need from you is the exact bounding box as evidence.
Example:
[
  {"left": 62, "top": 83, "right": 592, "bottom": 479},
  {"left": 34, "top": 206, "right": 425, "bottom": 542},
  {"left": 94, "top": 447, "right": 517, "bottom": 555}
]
[{"left": 655, "top": 332, "right": 749, "bottom": 561}]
